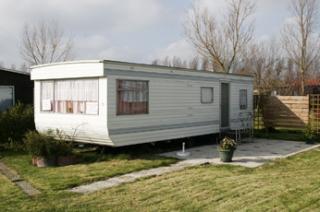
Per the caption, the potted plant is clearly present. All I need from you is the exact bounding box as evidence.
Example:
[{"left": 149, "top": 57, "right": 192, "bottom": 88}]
[
  {"left": 218, "top": 137, "right": 237, "bottom": 162},
  {"left": 304, "top": 124, "right": 316, "bottom": 144},
  {"left": 24, "top": 131, "right": 57, "bottom": 167},
  {"left": 52, "top": 129, "right": 76, "bottom": 166}
]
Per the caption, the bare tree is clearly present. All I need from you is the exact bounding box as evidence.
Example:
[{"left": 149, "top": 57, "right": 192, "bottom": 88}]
[
  {"left": 241, "top": 40, "right": 286, "bottom": 94},
  {"left": 189, "top": 57, "right": 200, "bottom": 70},
  {"left": 281, "top": 0, "right": 320, "bottom": 95},
  {"left": 20, "top": 21, "right": 73, "bottom": 66},
  {"left": 151, "top": 56, "right": 203, "bottom": 70},
  {"left": 185, "top": 0, "right": 255, "bottom": 73}
]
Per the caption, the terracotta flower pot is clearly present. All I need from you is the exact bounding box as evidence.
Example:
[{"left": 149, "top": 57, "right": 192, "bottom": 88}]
[{"left": 32, "top": 156, "right": 56, "bottom": 167}]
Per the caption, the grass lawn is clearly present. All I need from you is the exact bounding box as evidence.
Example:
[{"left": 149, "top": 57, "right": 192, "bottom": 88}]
[
  {"left": 1, "top": 147, "right": 320, "bottom": 211},
  {"left": 0, "top": 151, "right": 177, "bottom": 191}
]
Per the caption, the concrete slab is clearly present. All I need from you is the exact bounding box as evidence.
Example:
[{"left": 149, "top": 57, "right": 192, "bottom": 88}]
[
  {"left": 70, "top": 159, "right": 206, "bottom": 194},
  {"left": 0, "top": 162, "right": 41, "bottom": 197},
  {"left": 160, "top": 139, "right": 320, "bottom": 168},
  {"left": 16, "top": 181, "right": 41, "bottom": 196}
]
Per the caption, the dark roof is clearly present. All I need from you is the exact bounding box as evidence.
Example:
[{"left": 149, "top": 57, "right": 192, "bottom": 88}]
[
  {"left": 0, "top": 67, "right": 30, "bottom": 76},
  {"left": 290, "top": 79, "right": 320, "bottom": 87}
]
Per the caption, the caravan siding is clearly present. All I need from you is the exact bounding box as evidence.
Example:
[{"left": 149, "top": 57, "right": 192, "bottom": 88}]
[
  {"left": 32, "top": 61, "right": 112, "bottom": 145},
  {"left": 229, "top": 82, "right": 254, "bottom": 130},
  {"left": 105, "top": 64, "right": 253, "bottom": 146},
  {"left": 107, "top": 74, "right": 220, "bottom": 146},
  {"left": 34, "top": 78, "right": 111, "bottom": 145}
]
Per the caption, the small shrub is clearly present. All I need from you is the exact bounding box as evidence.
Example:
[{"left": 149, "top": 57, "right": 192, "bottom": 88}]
[
  {"left": 23, "top": 130, "right": 73, "bottom": 157},
  {"left": 0, "top": 103, "right": 35, "bottom": 149},
  {"left": 49, "top": 129, "right": 73, "bottom": 156},
  {"left": 219, "top": 137, "right": 237, "bottom": 150},
  {"left": 23, "top": 131, "right": 56, "bottom": 157},
  {"left": 304, "top": 123, "right": 318, "bottom": 143}
]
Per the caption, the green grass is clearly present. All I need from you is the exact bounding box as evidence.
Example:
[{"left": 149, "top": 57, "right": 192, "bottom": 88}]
[
  {"left": 0, "top": 151, "right": 177, "bottom": 191},
  {"left": 1, "top": 148, "right": 320, "bottom": 211}
]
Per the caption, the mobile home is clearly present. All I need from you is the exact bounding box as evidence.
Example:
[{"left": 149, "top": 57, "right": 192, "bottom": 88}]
[{"left": 31, "top": 60, "right": 253, "bottom": 146}]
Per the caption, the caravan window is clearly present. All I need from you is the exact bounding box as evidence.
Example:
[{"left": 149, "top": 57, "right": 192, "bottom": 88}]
[
  {"left": 41, "top": 79, "right": 99, "bottom": 115},
  {"left": 117, "top": 80, "right": 148, "bottom": 115},
  {"left": 201, "top": 87, "right": 214, "bottom": 104},
  {"left": 239, "top": 89, "right": 247, "bottom": 110}
]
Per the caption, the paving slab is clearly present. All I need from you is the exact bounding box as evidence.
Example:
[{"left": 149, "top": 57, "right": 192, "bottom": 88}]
[
  {"left": 160, "top": 138, "right": 320, "bottom": 168},
  {"left": 0, "top": 162, "right": 41, "bottom": 197},
  {"left": 0, "top": 162, "right": 22, "bottom": 182},
  {"left": 69, "top": 159, "right": 206, "bottom": 194},
  {"left": 16, "top": 181, "right": 41, "bottom": 196}
]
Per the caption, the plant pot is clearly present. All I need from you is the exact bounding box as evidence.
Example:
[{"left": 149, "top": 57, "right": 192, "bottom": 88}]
[
  {"left": 32, "top": 156, "right": 56, "bottom": 167},
  {"left": 57, "top": 155, "right": 77, "bottom": 166},
  {"left": 218, "top": 149, "right": 234, "bottom": 162}
]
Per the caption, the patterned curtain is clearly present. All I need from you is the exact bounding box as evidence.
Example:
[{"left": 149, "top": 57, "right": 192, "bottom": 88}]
[{"left": 118, "top": 80, "right": 148, "bottom": 115}]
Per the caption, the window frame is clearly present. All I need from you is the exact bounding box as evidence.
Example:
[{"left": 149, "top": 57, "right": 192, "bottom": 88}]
[
  {"left": 239, "top": 89, "right": 248, "bottom": 110},
  {"left": 116, "top": 79, "right": 149, "bottom": 116},
  {"left": 40, "top": 78, "right": 99, "bottom": 115},
  {"left": 40, "top": 80, "right": 54, "bottom": 113},
  {"left": 200, "top": 87, "right": 214, "bottom": 104},
  {"left": 0, "top": 85, "right": 15, "bottom": 111}
]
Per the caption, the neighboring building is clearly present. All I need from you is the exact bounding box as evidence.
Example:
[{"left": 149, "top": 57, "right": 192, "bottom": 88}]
[
  {"left": 304, "top": 79, "right": 320, "bottom": 94},
  {"left": 31, "top": 60, "right": 254, "bottom": 147},
  {"left": 276, "top": 79, "right": 320, "bottom": 96},
  {"left": 0, "top": 67, "right": 33, "bottom": 111}
]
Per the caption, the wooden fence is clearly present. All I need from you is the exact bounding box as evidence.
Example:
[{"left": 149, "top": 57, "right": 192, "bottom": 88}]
[
  {"left": 262, "top": 96, "right": 309, "bottom": 129},
  {"left": 254, "top": 95, "right": 320, "bottom": 133}
]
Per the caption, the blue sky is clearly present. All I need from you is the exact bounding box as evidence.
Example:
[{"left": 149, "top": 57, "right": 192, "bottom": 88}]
[{"left": 0, "top": 0, "right": 293, "bottom": 68}]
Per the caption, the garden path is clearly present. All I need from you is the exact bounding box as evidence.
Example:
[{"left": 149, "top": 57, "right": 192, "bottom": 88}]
[{"left": 0, "top": 162, "right": 41, "bottom": 196}]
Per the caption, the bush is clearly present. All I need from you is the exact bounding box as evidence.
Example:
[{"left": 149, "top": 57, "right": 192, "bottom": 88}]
[
  {"left": 50, "top": 129, "right": 73, "bottom": 156},
  {"left": 23, "top": 130, "right": 73, "bottom": 157},
  {"left": 219, "top": 137, "right": 237, "bottom": 150},
  {"left": 0, "top": 103, "right": 35, "bottom": 148},
  {"left": 23, "top": 131, "right": 56, "bottom": 157}
]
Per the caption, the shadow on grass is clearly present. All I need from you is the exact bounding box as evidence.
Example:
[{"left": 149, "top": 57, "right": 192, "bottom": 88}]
[
  {"left": 78, "top": 134, "right": 220, "bottom": 161},
  {"left": 254, "top": 128, "right": 307, "bottom": 142},
  {"left": 2, "top": 133, "right": 222, "bottom": 167}
]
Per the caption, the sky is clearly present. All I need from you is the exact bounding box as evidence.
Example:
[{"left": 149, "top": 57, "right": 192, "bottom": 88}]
[{"left": 0, "top": 0, "right": 293, "bottom": 69}]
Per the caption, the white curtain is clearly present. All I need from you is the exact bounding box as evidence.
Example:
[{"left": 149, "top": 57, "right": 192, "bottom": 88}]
[
  {"left": 201, "top": 87, "right": 213, "bottom": 103},
  {"left": 121, "top": 81, "right": 147, "bottom": 102},
  {"left": 41, "top": 79, "right": 98, "bottom": 114},
  {"left": 54, "top": 79, "right": 98, "bottom": 101},
  {"left": 41, "top": 81, "right": 54, "bottom": 100},
  {"left": 41, "top": 81, "right": 54, "bottom": 111}
]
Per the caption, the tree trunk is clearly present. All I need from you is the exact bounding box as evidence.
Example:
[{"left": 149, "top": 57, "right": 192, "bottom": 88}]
[{"left": 301, "top": 70, "right": 305, "bottom": 95}]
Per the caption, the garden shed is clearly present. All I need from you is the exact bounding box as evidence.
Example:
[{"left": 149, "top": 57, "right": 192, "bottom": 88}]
[
  {"left": 0, "top": 67, "right": 33, "bottom": 111},
  {"left": 31, "top": 60, "right": 253, "bottom": 146}
]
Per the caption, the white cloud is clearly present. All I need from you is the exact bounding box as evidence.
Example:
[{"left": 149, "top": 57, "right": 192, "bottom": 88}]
[
  {"left": 74, "top": 35, "right": 140, "bottom": 62},
  {"left": 0, "top": 0, "right": 311, "bottom": 68},
  {"left": 0, "top": 0, "right": 164, "bottom": 66}
]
